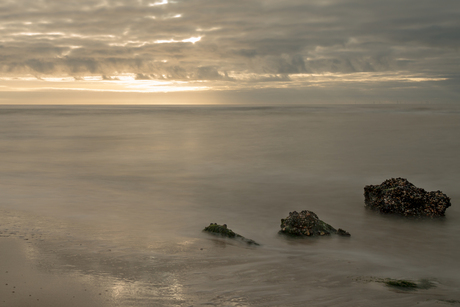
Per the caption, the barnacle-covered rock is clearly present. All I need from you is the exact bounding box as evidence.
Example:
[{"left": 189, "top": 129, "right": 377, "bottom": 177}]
[
  {"left": 279, "top": 211, "right": 350, "bottom": 237},
  {"left": 203, "top": 223, "right": 259, "bottom": 245},
  {"left": 364, "top": 178, "right": 451, "bottom": 217}
]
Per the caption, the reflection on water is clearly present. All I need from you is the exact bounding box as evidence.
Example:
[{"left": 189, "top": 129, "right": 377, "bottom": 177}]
[{"left": 1, "top": 104, "right": 460, "bottom": 306}]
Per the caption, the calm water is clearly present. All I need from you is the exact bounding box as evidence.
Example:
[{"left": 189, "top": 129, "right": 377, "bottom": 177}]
[{"left": 1, "top": 104, "right": 460, "bottom": 306}]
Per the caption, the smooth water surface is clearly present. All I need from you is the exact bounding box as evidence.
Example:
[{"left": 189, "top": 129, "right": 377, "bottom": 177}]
[{"left": 1, "top": 104, "right": 460, "bottom": 306}]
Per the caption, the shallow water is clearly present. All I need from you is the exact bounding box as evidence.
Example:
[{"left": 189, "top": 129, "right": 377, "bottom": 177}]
[{"left": 1, "top": 104, "right": 460, "bottom": 306}]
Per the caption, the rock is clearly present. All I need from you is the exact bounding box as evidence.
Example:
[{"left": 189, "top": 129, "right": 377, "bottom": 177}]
[
  {"left": 337, "top": 228, "right": 351, "bottom": 237},
  {"left": 203, "top": 223, "right": 259, "bottom": 245},
  {"left": 279, "top": 210, "right": 350, "bottom": 237},
  {"left": 364, "top": 177, "right": 451, "bottom": 217}
]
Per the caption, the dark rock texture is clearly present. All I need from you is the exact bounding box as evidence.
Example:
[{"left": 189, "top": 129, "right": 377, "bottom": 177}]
[
  {"left": 364, "top": 177, "right": 451, "bottom": 217},
  {"left": 203, "top": 223, "right": 259, "bottom": 245},
  {"left": 279, "top": 210, "right": 350, "bottom": 237}
]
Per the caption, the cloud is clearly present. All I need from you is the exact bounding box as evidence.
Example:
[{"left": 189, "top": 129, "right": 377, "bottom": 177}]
[
  {"left": 0, "top": 0, "right": 458, "bottom": 91},
  {"left": 249, "top": 74, "right": 291, "bottom": 82},
  {"left": 135, "top": 73, "right": 152, "bottom": 80},
  {"left": 25, "top": 59, "right": 55, "bottom": 74},
  {"left": 102, "top": 75, "right": 119, "bottom": 80},
  {"left": 194, "top": 66, "right": 233, "bottom": 81}
]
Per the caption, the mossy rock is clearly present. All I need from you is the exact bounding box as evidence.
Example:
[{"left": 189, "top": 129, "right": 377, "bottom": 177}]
[
  {"left": 203, "top": 224, "right": 237, "bottom": 237},
  {"left": 203, "top": 223, "right": 259, "bottom": 245},
  {"left": 279, "top": 210, "right": 350, "bottom": 237}
]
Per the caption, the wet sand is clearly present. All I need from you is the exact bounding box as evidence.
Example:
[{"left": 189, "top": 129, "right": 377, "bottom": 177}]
[
  {"left": 0, "top": 238, "right": 111, "bottom": 307},
  {"left": 2, "top": 219, "right": 460, "bottom": 307}
]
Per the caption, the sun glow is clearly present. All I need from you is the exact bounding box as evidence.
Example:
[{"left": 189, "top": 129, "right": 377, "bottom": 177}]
[
  {"left": 154, "top": 36, "right": 201, "bottom": 44},
  {"left": 12, "top": 32, "right": 65, "bottom": 36},
  {"left": 0, "top": 76, "right": 211, "bottom": 95},
  {"left": 149, "top": 0, "right": 168, "bottom": 6},
  {"left": 182, "top": 36, "right": 201, "bottom": 43},
  {"left": 196, "top": 27, "right": 221, "bottom": 32},
  {"left": 0, "top": 71, "right": 449, "bottom": 105}
]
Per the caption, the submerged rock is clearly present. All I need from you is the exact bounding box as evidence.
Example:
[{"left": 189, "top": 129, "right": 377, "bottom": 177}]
[
  {"left": 203, "top": 223, "right": 259, "bottom": 245},
  {"left": 279, "top": 210, "right": 350, "bottom": 237},
  {"left": 355, "top": 276, "right": 435, "bottom": 291},
  {"left": 364, "top": 178, "right": 451, "bottom": 217},
  {"left": 385, "top": 279, "right": 418, "bottom": 288}
]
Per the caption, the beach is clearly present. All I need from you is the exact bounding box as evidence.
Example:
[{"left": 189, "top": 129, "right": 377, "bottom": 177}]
[{"left": 1, "top": 104, "right": 460, "bottom": 306}]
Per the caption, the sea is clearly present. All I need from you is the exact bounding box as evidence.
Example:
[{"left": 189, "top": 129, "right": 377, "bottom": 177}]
[{"left": 1, "top": 104, "right": 460, "bottom": 306}]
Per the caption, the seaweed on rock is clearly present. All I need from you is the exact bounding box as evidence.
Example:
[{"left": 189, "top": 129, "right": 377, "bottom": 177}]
[
  {"left": 203, "top": 223, "right": 259, "bottom": 245},
  {"left": 279, "top": 210, "right": 350, "bottom": 237},
  {"left": 385, "top": 279, "right": 418, "bottom": 288}
]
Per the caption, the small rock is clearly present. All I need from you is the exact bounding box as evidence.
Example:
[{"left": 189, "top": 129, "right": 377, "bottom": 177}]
[
  {"left": 279, "top": 210, "right": 350, "bottom": 237},
  {"left": 337, "top": 228, "right": 351, "bottom": 237},
  {"left": 203, "top": 224, "right": 259, "bottom": 245}
]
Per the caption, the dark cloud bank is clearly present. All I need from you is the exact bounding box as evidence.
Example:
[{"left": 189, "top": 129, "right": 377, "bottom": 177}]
[{"left": 0, "top": 0, "right": 459, "bottom": 102}]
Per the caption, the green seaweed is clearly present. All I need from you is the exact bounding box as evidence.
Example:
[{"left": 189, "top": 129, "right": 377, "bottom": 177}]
[
  {"left": 317, "top": 220, "right": 336, "bottom": 234},
  {"left": 353, "top": 276, "right": 436, "bottom": 291},
  {"left": 203, "top": 224, "right": 259, "bottom": 245},
  {"left": 384, "top": 279, "right": 418, "bottom": 288},
  {"left": 279, "top": 210, "right": 351, "bottom": 237},
  {"left": 438, "top": 299, "right": 460, "bottom": 304},
  {"left": 417, "top": 279, "right": 436, "bottom": 289},
  {"left": 203, "top": 224, "right": 236, "bottom": 238}
]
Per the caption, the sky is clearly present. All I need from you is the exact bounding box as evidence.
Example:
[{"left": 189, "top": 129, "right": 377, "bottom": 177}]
[{"left": 0, "top": 0, "right": 459, "bottom": 104}]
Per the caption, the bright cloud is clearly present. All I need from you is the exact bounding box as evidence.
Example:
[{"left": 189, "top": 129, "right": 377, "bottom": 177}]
[{"left": 0, "top": 0, "right": 459, "bottom": 103}]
